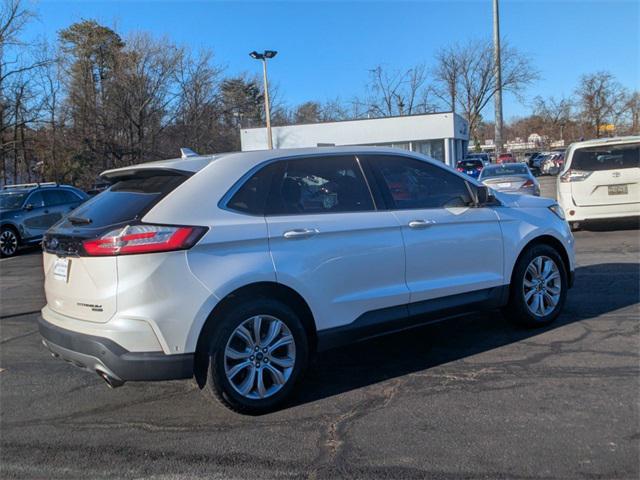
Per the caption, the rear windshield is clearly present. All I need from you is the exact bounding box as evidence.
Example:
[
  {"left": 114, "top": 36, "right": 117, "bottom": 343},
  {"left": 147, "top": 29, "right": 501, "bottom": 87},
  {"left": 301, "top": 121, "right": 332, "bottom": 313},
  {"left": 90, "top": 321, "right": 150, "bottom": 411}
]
[
  {"left": 481, "top": 164, "right": 529, "bottom": 178},
  {"left": 571, "top": 143, "right": 639, "bottom": 171},
  {"left": 61, "top": 172, "right": 188, "bottom": 229},
  {"left": 457, "top": 160, "right": 483, "bottom": 168}
]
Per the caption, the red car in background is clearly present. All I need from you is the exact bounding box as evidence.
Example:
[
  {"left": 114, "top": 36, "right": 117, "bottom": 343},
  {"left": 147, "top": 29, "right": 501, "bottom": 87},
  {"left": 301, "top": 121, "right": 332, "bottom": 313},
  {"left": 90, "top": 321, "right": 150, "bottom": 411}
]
[{"left": 497, "top": 153, "right": 515, "bottom": 163}]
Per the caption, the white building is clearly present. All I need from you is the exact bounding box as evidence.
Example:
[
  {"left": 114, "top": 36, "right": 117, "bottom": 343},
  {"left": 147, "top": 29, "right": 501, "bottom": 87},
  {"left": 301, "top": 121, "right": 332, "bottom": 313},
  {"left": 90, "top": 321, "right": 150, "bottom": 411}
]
[{"left": 240, "top": 112, "right": 469, "bottom": 168}]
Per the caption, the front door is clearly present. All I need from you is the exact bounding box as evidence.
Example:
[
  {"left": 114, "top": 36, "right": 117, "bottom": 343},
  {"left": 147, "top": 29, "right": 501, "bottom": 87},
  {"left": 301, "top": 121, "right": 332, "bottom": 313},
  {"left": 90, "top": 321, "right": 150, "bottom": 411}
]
[{"left": 363, "top": 154, "right": 504, "bottom": 310}]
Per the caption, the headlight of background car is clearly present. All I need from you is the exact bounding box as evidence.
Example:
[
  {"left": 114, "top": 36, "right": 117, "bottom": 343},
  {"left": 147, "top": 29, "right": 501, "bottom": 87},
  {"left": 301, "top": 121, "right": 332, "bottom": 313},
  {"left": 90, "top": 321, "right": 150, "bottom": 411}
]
[{"left": 548, "top": 204, "right": 566, "bottom": 220}]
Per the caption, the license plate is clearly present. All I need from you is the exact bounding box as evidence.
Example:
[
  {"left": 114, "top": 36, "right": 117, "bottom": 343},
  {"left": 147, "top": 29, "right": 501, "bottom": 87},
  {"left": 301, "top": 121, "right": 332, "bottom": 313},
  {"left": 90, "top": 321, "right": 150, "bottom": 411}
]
[
  {"left": 53, "top": 257, "right": 70, "bottom": 282},
  {"left": 497, "top": 182, "right": 511, "bottom": 189},
  {"left": 608, "top": 185, "right": 628, "bottom": 195}
]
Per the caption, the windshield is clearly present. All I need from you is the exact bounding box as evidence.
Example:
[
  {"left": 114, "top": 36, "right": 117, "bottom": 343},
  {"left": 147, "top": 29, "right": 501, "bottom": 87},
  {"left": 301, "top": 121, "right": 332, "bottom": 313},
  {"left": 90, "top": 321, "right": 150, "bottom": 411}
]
[
  {"left": 481, "top": 164, "right": 529, "bottom": 178},
  {"left": 0, "top": 192, "right": 26, "bottom": 210},
  {"left": 571, "top": 143, "right": 639, "bottom": 171}
]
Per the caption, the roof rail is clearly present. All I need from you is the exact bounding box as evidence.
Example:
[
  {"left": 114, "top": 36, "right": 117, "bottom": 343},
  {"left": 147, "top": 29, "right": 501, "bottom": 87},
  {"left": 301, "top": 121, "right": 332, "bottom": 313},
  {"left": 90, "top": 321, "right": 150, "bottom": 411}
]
[{"left": 2, "top": 182, "right": 58, "bottom": 190}]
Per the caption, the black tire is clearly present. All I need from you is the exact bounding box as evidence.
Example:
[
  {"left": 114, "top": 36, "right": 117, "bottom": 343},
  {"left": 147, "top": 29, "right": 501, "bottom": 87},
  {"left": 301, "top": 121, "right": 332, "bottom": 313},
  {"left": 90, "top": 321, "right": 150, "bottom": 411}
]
[
  {"left": 502, "top": 244, "right": 568, "bottom": 328},
  {"left": 0, "top": 226, "right": 20, "bottom": 258},
  {"left": 198, "top": 297, "right": 309, "bottom": 414}
]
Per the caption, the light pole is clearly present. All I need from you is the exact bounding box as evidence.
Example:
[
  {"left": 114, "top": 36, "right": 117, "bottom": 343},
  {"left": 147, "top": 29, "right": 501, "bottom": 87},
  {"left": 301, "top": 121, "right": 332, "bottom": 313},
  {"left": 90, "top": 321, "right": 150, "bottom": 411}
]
[
  {"left": 250, "top": 50, "right": 277, "bottom": 149},
  {"left": 492, "top": 0, "right": 504, "bottom": 155}
]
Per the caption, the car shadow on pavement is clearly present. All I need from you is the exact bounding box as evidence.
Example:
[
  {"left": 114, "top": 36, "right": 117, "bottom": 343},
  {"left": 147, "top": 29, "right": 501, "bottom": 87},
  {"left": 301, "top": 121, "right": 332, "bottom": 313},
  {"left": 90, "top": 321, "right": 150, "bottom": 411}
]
[{"left": 288, "top": 262, "right": 639, "bottom": 409}]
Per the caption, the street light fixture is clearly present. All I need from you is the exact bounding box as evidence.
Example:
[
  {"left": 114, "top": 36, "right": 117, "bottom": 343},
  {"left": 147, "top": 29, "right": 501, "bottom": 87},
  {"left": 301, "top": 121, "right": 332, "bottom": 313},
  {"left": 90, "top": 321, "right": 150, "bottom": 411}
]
[{"left": 249, "top": 50, "right": 278, "bottom": 149}]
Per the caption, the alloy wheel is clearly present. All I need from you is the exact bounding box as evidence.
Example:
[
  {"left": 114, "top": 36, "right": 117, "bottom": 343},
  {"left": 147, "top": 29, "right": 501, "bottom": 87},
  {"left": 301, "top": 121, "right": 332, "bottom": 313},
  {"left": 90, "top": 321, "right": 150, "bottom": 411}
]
[
  {"left": 523, "top": 255, "right": 561, "bottom": 317},
  {"left": 0, "top": 230, "right": 18, "bottom": 256},
  {"left": 224, "top": 315, "right": 296, "bottom": 400}
]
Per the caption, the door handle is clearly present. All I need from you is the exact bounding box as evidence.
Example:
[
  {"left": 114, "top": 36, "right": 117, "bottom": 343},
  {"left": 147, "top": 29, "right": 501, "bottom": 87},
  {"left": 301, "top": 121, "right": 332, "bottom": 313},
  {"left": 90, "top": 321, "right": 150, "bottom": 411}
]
[
  {"left": 408, "top": 219, "right": 435, "bottom": 229},
  {"left": 283, "top": 228, "right": 319, "bottom": 240}
]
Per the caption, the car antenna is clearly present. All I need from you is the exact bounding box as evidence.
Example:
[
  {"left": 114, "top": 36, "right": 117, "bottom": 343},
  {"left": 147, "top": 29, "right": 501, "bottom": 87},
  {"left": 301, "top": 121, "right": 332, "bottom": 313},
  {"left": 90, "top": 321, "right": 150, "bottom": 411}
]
[{"left": 180, "top": 148, "right": 199, "bottom": 159}]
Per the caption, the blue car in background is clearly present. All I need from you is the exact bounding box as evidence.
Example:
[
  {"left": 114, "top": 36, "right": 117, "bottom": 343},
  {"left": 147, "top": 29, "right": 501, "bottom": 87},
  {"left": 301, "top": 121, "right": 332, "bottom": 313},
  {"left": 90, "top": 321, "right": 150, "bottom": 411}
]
[
  {"left": 456, "top": 158, "right": 485, "bottom": 179},
  {"left": 0, "top": 183, "right": 88, "bottom": 257}
]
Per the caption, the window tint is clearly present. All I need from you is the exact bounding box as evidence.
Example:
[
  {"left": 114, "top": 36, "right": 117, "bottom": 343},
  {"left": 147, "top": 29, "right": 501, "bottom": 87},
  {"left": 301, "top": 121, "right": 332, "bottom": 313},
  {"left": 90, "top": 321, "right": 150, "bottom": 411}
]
[
  {"left": 27, "top": 191, "right": 45, "bottom": 208},
  {"left": 61, "top": 173, "right": 188, "bottom": 229},
  {"left": 42, "top": 190, "right": 66, "bottom": 206},
  {"left": 57, "top": 189, "right": 82, "bottom": 203},
  {"left": 571, "top": 143, "right": 639, "bottom": 171},
  {"left": 369, "top": 155, "right": 472, "bottom": 209},
  {"left": 227, "top": 162, "right": 281, "bottom": 215},
  {"left": 266, "top": 155, "right": 374, "bottom": 215}
]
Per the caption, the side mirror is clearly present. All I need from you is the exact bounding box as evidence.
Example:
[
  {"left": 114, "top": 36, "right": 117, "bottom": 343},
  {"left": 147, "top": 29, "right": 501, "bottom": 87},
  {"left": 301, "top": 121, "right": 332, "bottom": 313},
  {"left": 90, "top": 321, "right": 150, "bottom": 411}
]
[
  {"left": 476, "top": 185, "right": 490, "bottom": 205},
  {"left": 24, "top": 204, "right": 34, "bottom": 211}
]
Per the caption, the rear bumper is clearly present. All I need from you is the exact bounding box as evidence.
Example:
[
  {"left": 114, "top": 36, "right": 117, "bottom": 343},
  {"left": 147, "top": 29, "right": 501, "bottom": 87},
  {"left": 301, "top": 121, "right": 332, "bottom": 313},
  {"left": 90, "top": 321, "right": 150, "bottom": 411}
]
[
  {"left": 39, "top": 316, "right": 194, "bottom": 383},
  {"left": 558, "top": 189, "right": 640, "bottom": 222}
]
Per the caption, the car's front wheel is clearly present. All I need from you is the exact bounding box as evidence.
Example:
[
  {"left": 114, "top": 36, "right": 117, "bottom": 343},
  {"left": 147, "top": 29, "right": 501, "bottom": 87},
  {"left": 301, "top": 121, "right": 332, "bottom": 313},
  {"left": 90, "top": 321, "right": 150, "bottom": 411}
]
[
  {"left": 0, "top": 227, "right": 19, "bottom": 258},
  {"left": 503, "top": 244, "right": 568, "bottom": 327},
  {"left": 199, "top": 298, "right": 309, "bottom": 414}
]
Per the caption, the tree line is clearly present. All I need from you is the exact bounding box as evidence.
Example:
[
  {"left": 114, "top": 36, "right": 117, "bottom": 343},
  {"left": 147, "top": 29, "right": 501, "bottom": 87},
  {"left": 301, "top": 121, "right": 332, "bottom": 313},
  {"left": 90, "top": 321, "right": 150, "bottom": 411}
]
[{"left": 1, "top": 0, "right": 637, "bottom": 187}]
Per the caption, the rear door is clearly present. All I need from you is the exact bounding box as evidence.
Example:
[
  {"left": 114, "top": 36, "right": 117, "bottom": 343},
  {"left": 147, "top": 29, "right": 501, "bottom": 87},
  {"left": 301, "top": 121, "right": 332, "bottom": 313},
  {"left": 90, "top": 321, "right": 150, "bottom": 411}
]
[
  {"left": 264, "top": 154, "right": 409, "bottom": 331},
  {"left": 363, "top": 154, "right": 504, "bottom": 309},
  {"left": 569, "top": 142, "right": 640, "bottom": 206},
  {"left": 21, "top": 191, "right": 57, "bottom": 239},
  {"left": 43, "top": 171, "right": 189, "bottom": 323}
]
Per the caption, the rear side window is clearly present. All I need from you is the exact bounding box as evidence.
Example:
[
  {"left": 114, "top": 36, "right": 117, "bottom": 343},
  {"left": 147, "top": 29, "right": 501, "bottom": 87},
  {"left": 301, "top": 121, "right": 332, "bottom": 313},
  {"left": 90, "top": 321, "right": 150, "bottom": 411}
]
[
  {"left": 367, "top": 155, "right": 472, "bottom": 209},
  {"left": 266, "top": 155, "right": 374, "bottom": 215},
  {"left": 227, "top": 162, "right": 281, "bottom": 215},
  {"left": 571, "top": 143, "right": 639, "bottom": 171},
  {"left": 65, "top": 172, "right": 188, "bottom": 229}
]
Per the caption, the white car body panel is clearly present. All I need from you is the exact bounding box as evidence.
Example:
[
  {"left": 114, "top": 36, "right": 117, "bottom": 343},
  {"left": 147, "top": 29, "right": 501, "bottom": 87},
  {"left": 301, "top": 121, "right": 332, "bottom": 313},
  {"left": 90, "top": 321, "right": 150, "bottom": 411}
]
[{"left": 40, "top": 147, "right": 576, "bottom": 365}]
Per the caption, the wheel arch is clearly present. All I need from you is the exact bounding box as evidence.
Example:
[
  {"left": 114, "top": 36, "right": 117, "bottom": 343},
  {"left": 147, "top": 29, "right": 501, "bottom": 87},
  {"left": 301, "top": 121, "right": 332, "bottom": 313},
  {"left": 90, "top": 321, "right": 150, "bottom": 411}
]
[
  {"left": 1, "top": 222, "right": 21, "bottom": 238},
  {"left": 511, "top": 234, "right": 571, "bottom": 285},
  {"left": 194, "top": 281, "right": 318, "bottom": 357}
]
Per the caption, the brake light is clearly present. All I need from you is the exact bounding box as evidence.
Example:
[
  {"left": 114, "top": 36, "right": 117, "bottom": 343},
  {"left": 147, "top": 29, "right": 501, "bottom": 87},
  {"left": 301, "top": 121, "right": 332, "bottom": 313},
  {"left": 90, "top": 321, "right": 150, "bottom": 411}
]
[
  {"left": 522, "top": 179, "right": 534, "bottom": 187},
  {"left": 560, "top": 169, "right": 593, "bottom": 183},
  {"left": 83, "top": 224, "right": 206, "bottom": 256},
  {"left": 476, "top": 166, "right": 483, "bottom": 171},
  {"left": 456, "top": 167, "right": 464, "bottom": 172}
]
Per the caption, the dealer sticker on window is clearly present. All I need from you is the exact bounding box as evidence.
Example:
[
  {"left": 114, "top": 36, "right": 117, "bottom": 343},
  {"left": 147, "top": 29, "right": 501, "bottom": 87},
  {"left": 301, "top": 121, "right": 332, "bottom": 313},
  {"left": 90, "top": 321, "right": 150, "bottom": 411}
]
[{"left": 53, "top": 257, "right": 70, "bottom": 282}]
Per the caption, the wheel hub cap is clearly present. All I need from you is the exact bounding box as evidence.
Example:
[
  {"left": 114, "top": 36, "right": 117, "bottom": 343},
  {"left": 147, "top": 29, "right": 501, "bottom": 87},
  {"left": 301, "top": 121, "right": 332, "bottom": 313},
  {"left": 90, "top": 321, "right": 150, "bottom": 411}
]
[
  {"left": 523, "top": 255, "right": 561, "bottom": 317},
  {"left": 224, "top": 315, "right": 296, "bottom": 400}
]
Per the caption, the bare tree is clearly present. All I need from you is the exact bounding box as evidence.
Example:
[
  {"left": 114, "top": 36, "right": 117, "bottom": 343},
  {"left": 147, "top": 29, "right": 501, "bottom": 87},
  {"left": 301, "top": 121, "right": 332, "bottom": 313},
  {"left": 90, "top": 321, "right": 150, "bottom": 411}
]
[
  {"left": 433, "top": 39, "right": 538, "bottom": 144},
  {"left": 575, "top": 71, "right": 627, "bottom": 138},
  {"left": 359, "top": 64, "right": 435, "bottom": 117},
  {"left": 532, "top": 95, "right": 572, "bottom": 143}
]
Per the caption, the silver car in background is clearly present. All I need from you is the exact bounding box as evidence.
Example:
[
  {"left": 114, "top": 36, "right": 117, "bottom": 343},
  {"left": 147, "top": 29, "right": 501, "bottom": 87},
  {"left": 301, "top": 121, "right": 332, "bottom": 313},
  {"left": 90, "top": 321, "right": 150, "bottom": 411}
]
[{"left": 479, "top": 163, "right": 541, "bottom": 196}]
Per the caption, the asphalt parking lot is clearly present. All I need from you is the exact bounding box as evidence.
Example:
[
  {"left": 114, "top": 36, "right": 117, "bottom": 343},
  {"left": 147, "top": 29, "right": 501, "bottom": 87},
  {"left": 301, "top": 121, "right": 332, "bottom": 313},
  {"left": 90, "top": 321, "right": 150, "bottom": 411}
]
[{"left": 1, "top": 176, "right": 639, "bottom": 479}]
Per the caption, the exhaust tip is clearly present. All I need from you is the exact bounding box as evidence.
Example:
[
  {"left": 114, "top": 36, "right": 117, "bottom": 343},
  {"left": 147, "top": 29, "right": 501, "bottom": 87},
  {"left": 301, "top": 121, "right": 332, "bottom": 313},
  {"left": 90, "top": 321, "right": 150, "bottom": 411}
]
[{"left": 97, "top": 370, "right": 124, "bottom": 389}]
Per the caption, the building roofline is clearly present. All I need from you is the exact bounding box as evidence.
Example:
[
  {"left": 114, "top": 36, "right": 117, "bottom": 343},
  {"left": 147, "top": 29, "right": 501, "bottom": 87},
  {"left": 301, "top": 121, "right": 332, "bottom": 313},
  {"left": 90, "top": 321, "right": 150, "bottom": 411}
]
[{"left": 241, "top": 110, "right": 463, "bottom": 131}]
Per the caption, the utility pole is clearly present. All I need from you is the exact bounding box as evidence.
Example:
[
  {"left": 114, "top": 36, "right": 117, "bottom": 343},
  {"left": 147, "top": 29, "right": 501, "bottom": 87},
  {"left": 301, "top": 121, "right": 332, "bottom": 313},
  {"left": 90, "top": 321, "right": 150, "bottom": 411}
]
[
  {"left": 250, "top": 50, "right": 278, "bottom": 149},
  {"left": 493, "top": 0, "right": 504, "bottom": 156}
]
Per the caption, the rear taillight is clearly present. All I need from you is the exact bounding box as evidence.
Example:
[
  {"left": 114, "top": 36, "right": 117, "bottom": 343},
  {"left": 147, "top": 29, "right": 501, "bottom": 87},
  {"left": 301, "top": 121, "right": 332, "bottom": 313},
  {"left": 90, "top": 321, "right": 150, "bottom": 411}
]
[
  {"left": 476, "top": 166, "right": 483, "bottom": 171},
  {"left": 522, "top": 179, "right": 534, "bottom": 187},
  {"left": 456, "top": 167, "right": 464, "bottom": 172},
  {"left": 560, "top": 169, "right": 593, "bottom": 183},
  {"left": 83, "top": 224, "right": 206, "bottom": 256}
]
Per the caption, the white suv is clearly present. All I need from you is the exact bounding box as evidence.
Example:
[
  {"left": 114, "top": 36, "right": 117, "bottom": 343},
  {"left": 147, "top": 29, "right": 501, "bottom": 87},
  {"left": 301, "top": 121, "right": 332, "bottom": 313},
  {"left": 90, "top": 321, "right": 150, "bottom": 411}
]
[
  {"left": 558, "top": 136, "right": 639, "bottom": 228},
  {"left": 39, "top": 147, "right": 575, "bottom": 413}
]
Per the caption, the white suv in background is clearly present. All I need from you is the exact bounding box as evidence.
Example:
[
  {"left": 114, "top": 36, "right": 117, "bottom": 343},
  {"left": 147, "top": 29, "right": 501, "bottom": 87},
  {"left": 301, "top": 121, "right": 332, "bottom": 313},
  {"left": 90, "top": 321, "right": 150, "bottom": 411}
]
[
  {"left": 39, "top": 147, "right": 575, "bottom": 414},
  {"left": 558, "top": 136, "right": 640, "bottom": 228}
]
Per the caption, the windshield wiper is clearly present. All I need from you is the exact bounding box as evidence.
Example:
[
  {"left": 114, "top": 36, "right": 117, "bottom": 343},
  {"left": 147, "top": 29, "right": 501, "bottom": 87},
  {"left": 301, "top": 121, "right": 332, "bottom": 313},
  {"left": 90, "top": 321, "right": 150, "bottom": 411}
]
[{"left": 68, "top": 215, "right": 92, "bottom": 225}]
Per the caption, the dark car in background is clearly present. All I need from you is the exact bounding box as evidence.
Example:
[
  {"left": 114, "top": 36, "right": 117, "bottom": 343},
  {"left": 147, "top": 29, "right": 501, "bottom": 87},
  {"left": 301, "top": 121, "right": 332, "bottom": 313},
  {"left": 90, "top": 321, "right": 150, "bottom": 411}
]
[
  {"left": 465, "top": 152, "right": 491, "bottom": 166},
  {"left": 0, "top": 183, "right": 88, "bottom": 257},
  {"left": 456, "top": 158, "right": 485, "bottom": 178}
]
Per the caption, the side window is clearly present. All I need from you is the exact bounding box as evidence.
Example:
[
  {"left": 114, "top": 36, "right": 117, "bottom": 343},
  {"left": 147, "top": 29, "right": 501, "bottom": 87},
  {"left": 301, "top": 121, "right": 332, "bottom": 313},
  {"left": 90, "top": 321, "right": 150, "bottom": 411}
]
[
  {"left": 26, "top": 191, "right": 45, "bottom": 208},
  {"left": 369, "top": 155, "right": 472, "bottom": 209},
  {"left": 42, "top": 190, "right": 65, "bottom": 206},
  {"left": 266, "top": 155, "right": 374, "bottom": 215},
  {"left": 227, "top": 162, "right": 282, "bottom": 215},
  {"left": 57, "top": 190, "right": 82, "bottom": 204}
]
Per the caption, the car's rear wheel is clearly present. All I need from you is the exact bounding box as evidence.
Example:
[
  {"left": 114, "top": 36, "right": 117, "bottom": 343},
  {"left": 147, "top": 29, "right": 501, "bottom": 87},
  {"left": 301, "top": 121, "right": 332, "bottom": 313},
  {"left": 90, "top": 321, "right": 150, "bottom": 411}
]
[
  {"left": 503, "top": 244, "right": 568, "bottom": 327},
  {"left": 199, "top": 298, "right": 308, "bottom": 414},
  {"left": 0, "top": 227, "right": 19, "bottom": 258}
]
